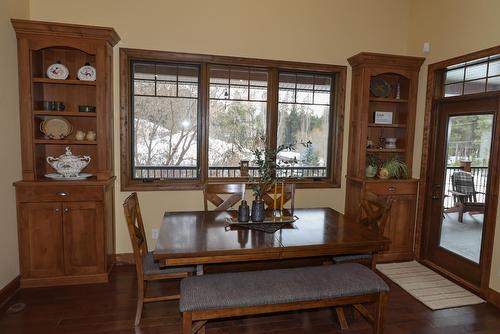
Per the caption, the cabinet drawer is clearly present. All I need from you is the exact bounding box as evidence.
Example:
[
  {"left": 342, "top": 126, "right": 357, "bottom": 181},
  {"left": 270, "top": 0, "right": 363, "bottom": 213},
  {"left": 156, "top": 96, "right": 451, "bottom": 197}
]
[
  {"left": 365, "top": 182, "right": 417, "bottom": 195},
  {"left": 16, "top": 185, "right": 104, "bottom": 203}
]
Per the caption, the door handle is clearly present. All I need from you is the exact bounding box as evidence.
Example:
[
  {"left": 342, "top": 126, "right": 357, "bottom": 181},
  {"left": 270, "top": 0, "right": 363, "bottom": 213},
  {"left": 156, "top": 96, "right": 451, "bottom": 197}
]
[{"left": 432, "top": 195, "right": 441, "bottom": 200}]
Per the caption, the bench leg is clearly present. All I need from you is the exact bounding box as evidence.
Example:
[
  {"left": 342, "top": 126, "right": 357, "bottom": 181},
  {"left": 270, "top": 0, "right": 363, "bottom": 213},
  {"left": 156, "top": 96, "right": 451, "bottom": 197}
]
[
  {"left": 335, "top": 307, "right": 349, "bottom": 330},
  {"left": 373, "top": 292, "right": 388, "bottom": 334},
  {"left": 183, "top": 312, "right": 192, "bottom": 334}
]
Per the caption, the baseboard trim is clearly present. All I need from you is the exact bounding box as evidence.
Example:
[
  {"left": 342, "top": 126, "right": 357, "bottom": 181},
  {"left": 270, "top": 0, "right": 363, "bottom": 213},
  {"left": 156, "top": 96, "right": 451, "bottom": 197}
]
[
  {"left": 486, "top": 288, "right": 500, "bottom": 309},
  {"left": 21, "top": 273, "right": 108, "bottom": 288},
  {"left": 115, "top": 253, "right": 134, "bottom": 265},
  {"left": 0, "top": 275, "right": 21, "bottom": 308}
]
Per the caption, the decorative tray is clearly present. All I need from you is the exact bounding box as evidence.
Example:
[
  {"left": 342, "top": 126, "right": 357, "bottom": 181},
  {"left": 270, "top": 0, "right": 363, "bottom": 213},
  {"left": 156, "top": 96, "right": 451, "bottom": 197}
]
[
  {"left": 45, "top": 173, "right": 93, "bottom": 180},
  {"left": 225, "top": 215, "right": 298, "bottom": 233}
]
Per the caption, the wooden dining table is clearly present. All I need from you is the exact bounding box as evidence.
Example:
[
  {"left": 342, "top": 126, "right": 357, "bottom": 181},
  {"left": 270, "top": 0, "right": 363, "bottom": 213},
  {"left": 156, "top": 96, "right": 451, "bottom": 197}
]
[{"left": 154, "top": 207, "right": 390, "bottom": 269}]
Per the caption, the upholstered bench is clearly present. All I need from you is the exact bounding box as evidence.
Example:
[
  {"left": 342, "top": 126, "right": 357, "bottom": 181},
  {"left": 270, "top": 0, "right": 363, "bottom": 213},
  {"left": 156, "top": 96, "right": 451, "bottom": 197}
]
[{"left": 180, "top": 263, "right": 389, "bottom": 334}]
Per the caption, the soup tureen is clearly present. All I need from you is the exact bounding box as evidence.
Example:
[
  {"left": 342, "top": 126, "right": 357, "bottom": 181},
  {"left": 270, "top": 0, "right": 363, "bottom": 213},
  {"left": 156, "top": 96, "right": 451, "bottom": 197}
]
[{"left": 46, "top": 146, "right": 91, "bottom": 177}]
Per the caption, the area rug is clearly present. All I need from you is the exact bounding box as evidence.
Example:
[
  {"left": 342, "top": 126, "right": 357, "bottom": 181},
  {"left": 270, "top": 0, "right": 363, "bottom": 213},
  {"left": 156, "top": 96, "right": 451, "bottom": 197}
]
[{"left": 376, "top": 261, "right": 485, "bottom": 310}]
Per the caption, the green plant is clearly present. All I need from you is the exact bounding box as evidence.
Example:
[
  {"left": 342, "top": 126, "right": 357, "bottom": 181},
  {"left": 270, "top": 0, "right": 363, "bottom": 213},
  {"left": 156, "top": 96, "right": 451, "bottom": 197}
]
[
  {"left": 383, "top": 155, "right": 408, "bottom": 179},
  {"left": 366, "top": 154, "right": 381, "bottom": 167},
  {"left": 249, "top": 138, "right": 310, "bottom": 198},
  {"left": 249, "top": 145, "right": 283, "bottom": 198}
]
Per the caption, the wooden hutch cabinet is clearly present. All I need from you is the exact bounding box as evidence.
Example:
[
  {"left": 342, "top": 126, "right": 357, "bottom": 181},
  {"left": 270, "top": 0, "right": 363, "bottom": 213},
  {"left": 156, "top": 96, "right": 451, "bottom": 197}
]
[
  {"left": 12, "top": 20, "right": 120, "bottom": 287},
  {"left": 345, "top": 53, "right": 424, "bottom": 262}
]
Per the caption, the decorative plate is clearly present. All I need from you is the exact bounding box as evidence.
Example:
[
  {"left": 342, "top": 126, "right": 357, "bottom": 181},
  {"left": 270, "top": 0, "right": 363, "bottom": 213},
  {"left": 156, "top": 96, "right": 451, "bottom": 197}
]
[
  {"left": 46, "top": 61, "right": 69, "bottom": 80},
  {"left": 45, "top": 173, "right": 93, "bottom": 180},
  {"left": 40, "top": 116, "right": 72, "bottom": 139},
  {"left": 370, "top": 77, "right": 391, "bottom": 97},
  {"left": 77, "top": 63, "right": 96, "bottom": 81}
]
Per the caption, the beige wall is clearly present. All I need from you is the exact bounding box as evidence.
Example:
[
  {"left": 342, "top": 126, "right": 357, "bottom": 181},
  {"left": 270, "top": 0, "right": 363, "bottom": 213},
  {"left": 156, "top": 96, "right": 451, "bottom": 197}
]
[
  {"left": 0, "top": 0, "right": 29, "bottom": 288},
  {"left": 408, "top": 0, "right": 500, "bottom": 292}
]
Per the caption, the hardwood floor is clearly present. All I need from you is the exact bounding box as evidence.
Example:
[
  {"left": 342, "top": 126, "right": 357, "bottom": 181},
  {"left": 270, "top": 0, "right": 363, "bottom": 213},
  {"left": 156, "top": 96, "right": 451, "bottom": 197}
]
[{"left": 0, "top": 265, "right": 499, "bottom": 334}]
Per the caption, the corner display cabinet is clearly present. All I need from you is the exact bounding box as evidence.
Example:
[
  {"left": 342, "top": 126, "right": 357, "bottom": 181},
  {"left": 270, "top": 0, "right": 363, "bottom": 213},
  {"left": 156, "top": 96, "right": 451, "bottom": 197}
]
[
  {"left": 345, "top": 53, "right": 424, "bottom": 262},
  {"left": 12, "top": 20, "right": 120, "bottom": 287}
]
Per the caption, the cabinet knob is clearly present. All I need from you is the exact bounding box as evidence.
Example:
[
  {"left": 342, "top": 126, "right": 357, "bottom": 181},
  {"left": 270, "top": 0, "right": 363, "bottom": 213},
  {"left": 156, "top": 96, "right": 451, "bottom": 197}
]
[
  {"left": 64, "top": 208, "right": 70, "bottom": 213},
  {"left": 54, "top": 208, "right": 60, "bottom": 213},
  {"left": 56, "top": 192, "right": 69, "bottom": 197},
  {"left": 388, "top": 186, "right": 396, "bottom": 192}
]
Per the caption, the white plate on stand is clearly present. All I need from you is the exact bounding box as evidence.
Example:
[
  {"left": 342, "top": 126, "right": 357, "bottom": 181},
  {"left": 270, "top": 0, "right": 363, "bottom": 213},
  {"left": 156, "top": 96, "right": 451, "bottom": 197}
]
[{"left": 45, "top": 173, "right": 93, "bottom": 181}]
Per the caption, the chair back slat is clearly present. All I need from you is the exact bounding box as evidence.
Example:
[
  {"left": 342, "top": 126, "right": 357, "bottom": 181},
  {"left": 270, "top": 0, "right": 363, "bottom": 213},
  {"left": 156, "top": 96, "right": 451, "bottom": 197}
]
[
  {"left": 123, "top": 192, "right": 148, "bottom": 275},
  {"left": 262, "top": 183, "right": 296, "bottom": 214},
  {"left": 451, "top": 171, "right": 477, "bottom": 202},
  {"left": 204, "top": 183, "right": 246, "bottom": 211},
  {"left": 358, "top": 191, "right": 393, "bottom": 235}
]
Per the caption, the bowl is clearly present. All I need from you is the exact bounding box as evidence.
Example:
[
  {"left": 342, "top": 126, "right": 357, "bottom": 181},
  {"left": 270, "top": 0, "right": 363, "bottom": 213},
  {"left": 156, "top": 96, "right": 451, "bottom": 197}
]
[{"left": 79, "top": 105, "right": 96, "bottom": 113}]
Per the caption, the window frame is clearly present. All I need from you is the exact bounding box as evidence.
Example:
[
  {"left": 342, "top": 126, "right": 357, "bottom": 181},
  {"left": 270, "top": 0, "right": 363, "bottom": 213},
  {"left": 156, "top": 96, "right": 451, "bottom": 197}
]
[{"left": 120, "top": 48, "right": 346, "bottom": 191}]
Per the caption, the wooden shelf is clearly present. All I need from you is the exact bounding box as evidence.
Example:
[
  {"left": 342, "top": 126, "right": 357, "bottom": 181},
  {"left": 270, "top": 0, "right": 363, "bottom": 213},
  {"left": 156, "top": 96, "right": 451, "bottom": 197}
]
[
  {"left": 34, "top": 110, "right": 96, "bottom": 117},
  {"left": 35, "top": 139, "right": 97, "bottom": 145},
  {"left": 369, "top": 97, "right": 408, "bottom": 103},
  {"left": 32, "top": 78, "right": 96, "bottom": 86},
  {"left": 366, "top": 148, "right": 406, "bottom": 153},
  {"left": 368, "top": 123, "right": 407, "bottom": 128}
]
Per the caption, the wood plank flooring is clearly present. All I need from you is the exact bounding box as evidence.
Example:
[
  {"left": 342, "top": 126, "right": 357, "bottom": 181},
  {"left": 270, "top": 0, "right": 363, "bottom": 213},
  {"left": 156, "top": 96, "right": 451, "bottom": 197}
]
[{"left": 0, "top": 265, "right": 499, "bottom": 333}]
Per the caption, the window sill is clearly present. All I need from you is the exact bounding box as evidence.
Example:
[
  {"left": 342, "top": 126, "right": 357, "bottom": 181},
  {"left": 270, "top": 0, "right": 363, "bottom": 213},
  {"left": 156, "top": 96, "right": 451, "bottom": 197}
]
[{"left": 121, "top": 179, "right": 341, "bottom": 191}]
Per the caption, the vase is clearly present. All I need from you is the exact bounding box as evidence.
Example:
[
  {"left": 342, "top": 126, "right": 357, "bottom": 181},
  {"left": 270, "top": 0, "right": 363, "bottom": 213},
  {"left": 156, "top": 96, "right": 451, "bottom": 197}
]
[
  {"left": 365, "top": 165, "right": 377, "bottom": 178},
  {"left": 251, "top": 198, "right": 265, "bottom": 222}
]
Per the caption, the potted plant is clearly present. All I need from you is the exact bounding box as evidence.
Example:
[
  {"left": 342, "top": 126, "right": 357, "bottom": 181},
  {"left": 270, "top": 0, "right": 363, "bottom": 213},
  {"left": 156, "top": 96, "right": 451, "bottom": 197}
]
[
  {"left": 379, "top": 155, "right": 408, "bottom": 179},
  {"left": 249, "top": 143, "right": 286, "bottom": 221},
  {"left": 365, "top": 154, "right": 380, "bottom": 178}
]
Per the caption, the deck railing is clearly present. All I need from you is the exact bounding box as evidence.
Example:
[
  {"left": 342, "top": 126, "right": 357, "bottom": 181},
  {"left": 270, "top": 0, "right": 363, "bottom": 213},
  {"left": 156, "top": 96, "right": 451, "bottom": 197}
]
[
  {"left": 133, "top": 165, "right": 328, "bottom": 180},
  {"left": 443, "top": 166, "right": 488, "bottom": 208}
]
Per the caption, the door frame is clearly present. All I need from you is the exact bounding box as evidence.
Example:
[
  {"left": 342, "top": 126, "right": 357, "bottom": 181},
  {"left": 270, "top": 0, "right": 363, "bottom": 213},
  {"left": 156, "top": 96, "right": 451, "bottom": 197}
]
[{"left": 416, "top": 45, "right": 500, "bottom": 297}]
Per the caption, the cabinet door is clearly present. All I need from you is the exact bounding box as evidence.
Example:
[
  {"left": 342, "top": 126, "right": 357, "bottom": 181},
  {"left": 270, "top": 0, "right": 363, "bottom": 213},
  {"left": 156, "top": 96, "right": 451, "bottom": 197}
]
[
  {"left": 382, "top": 194, "right": 417, "bottom": 261},
  {"left": 62, "top": 201, "right": 105, "bottom": 275},
  {"left": 19, "top": 202, "right": 64, "bottom": 278}
]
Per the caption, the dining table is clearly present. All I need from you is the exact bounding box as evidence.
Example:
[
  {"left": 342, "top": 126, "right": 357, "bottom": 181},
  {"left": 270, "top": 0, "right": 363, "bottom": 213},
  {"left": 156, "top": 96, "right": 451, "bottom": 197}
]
[{"left": 153, "top": 207, "right": 390, "bottom": 271}]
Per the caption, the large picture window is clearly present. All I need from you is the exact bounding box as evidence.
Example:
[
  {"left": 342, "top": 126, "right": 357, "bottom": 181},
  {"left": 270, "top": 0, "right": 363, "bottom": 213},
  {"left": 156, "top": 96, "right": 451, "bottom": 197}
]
[
  {"left": 131, "top": 62, "right": 200, "bottom": 180},
  {"left": 120, "top": 49, "right": 346, "bottom": 190}
]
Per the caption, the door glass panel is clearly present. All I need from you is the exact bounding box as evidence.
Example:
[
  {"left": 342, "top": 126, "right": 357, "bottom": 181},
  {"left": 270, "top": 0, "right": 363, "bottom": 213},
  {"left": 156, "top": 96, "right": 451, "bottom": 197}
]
[{"left": 439, "top": 114, "right": 494, "bottom": 263}]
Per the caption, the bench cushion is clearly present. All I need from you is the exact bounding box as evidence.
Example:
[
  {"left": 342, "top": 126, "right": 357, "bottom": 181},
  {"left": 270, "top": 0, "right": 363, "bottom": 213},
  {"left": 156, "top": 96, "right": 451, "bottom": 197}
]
[
  {"left": 180, "top": 263, "right": 388, "bottom": 312},
  {"left": 143, "top": 252, "right": 195, "bottom": 276},
  {"left": 333, "top": 253, "right": 372, "bottom": 263}
]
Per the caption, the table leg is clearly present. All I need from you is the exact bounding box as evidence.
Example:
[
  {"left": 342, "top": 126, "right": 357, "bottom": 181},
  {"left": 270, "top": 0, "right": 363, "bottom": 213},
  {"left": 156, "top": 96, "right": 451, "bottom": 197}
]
[{"left": 196, "top": 264, "right": 204, "bottom": 276}]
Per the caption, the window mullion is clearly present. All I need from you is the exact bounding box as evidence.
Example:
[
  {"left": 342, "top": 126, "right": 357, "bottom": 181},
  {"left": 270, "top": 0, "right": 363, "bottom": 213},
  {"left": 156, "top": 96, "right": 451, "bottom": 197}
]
[
  {"left": 267, "top": 68, "right": 279, "bottom": 151},
  {"left": 200, "top": 63, "right": 209, "bottom": 184}
]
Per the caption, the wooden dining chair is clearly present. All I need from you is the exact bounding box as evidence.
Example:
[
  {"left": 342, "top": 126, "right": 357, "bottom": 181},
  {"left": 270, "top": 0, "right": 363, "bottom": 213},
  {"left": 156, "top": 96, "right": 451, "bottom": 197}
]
[
  {"left": 204, "top": 183, "right": 246, "bottom": 211},
  {"left": 332, "top": 191, "right": 393, "bottom": 330},
  {"left": 333, "top": 191, "right": 393, "bottom": 269},
  {"left": 123, "top": 193, "right": 195, "bottom": 326},
  {"left": 262, "top": 182, "right": 296, "bottom": 214}
]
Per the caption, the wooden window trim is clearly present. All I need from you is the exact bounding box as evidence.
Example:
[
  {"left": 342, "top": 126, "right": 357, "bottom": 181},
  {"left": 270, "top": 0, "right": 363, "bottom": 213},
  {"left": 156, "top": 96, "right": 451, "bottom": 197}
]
[{"left": 120, "top": 48, "right": 346, "bottom": 191}]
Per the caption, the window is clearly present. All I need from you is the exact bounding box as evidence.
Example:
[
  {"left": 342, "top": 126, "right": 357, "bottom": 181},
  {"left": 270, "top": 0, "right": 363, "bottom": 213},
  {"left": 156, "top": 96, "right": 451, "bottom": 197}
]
[
  {"left": 131, "top": 62, "right": 200, "bottom": 180},
  {"left": 208, "top": 66, "right": 268, "bottom": 177},
  {"left": 277, "top": 72, "right": 332, "bottom": 178},
  {"left": 120, "top": 49, "right": 346, "bottom": 190},
  {"left": 443, "top": 54, "right": 500, "bottom": 97}
]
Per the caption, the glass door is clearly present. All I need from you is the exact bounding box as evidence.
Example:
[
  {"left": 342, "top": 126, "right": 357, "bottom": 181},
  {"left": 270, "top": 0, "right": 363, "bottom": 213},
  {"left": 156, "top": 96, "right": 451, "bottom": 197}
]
[{"left": 425, "top": 98, "right": 496, "bottom": 286}]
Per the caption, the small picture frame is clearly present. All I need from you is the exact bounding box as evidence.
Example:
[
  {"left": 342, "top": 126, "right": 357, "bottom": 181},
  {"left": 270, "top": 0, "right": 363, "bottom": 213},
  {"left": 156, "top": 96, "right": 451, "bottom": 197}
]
[{"left": 374, "top": 111, "right": 393, "bottom": 124}]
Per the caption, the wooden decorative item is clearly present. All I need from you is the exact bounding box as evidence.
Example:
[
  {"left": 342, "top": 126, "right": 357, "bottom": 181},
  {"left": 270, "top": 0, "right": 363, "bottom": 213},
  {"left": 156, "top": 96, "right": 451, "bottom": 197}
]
[
  {"left": 11, "top": 19, "right": 120, "bottom": 288},
  {"left": 345, "top": 52, "right": 424, "bottom": 262}
]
